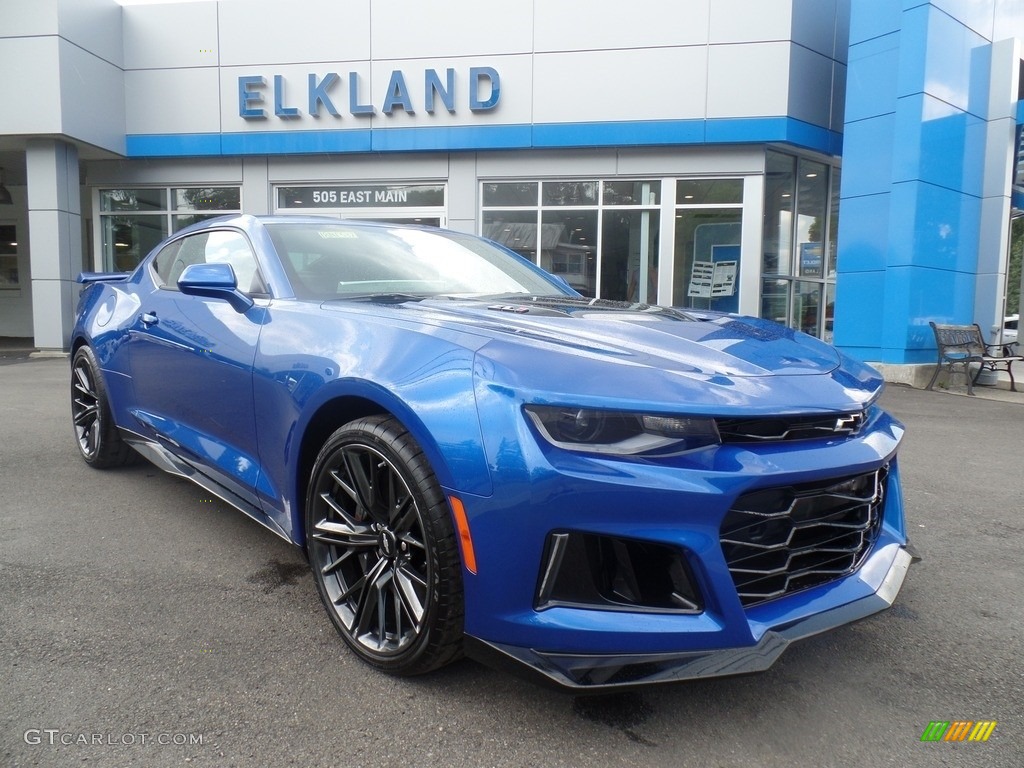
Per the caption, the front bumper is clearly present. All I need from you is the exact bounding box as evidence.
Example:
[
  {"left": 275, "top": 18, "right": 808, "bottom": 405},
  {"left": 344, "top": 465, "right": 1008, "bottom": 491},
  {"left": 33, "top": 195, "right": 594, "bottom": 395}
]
[{"left": 466, "top": 543, "right": 917, "bottom": 691}]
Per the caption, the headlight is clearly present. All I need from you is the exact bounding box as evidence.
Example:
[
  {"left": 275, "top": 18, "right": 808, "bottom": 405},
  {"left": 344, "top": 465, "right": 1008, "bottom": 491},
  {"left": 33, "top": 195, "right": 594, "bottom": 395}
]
[{"left": 524, "top": 405, "right": 721, "bottom": 455}]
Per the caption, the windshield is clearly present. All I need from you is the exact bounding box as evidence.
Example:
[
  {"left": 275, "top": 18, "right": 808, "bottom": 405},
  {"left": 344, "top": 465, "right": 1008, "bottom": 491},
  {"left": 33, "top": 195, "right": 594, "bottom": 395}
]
[{"left": 266, "top": 222, "right": 571, "bottom": 302}]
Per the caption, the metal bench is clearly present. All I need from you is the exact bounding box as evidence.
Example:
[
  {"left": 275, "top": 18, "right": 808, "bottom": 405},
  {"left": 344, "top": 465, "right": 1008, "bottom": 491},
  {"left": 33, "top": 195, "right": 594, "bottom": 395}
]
[{"left": 925, "top": 321, "right": 1023, "bottom": 395}]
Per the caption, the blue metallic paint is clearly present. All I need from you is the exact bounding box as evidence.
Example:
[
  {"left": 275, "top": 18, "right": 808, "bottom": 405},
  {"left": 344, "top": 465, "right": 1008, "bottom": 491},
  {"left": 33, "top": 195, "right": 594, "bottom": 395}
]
[{"left": 72, "top": 215, "right": 913, "bottom": 688}]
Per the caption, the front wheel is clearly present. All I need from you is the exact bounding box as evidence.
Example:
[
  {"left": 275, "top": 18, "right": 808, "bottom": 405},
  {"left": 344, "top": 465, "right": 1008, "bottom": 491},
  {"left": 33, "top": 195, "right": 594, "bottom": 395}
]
[
  {"left": 70, "top": 346, "right": 136, "bottom": 468},
  {"left": 305, "top": 416, "right": 464, "bottom": 675}
]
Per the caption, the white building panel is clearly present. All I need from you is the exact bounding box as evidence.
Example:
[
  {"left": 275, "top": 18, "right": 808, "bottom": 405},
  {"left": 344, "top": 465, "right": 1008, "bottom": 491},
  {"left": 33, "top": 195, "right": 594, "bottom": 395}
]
[
  {"left": 218, "top": 0, "right": 371, "bottom": 66},
  {"left": 0, "top": 1, "right": 58, "bottom": 37},
  {"left": 533, "top": 47, "right": 708, "bottom": 124},
  {"left": 831, "top": 61, "right": 847, "bottom": 131},
  {"left": 792, "top": 0, "right": 844, "bottom": 62},
  {"left": 57, "top": 0, "right": 124, "bottom": 69},
  {"left": 476, "top": 149, "right": 619, "bottom": 178},
  {"left": 371, "top": 0, "right": 534, "bottom": 59},
  {"left": 268, "top": 153, "right": 451, "bottom": 182},
  {"left": 123, "top": 1, "right": 218, "bottom": 71},
  {"left": 0, "top": 37, "right": 63, "bottom": 136},
  {"left": 126, "top": 68, "right": 221, "bottom": 135},
  {"left": 534, "top": 0, "right": 710, "bottom": 51},
  {"left": 787, "top": 45, "right": 836, "bottom": 127},
  {"left": 59, "top": 40, "right": 125, "bottom": 153},
  {"left": 709, "top": 0, "right": 793, "bottom": 43},
  {"left": 616, "top": 146, "right": 766, "bottom": 176},
  {"left": 706, "top": 42, "right": 791, "bottom": 118}
]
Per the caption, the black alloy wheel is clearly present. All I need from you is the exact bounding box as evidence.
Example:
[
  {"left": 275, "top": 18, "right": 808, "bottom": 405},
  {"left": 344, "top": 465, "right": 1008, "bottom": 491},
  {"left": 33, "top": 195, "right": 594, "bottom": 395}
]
[
  {"left": 306, "top": 415, "right": 464, "bottom": 675},
  {"left": 70, "top": 346, "right": 135, "bottom": 468}
]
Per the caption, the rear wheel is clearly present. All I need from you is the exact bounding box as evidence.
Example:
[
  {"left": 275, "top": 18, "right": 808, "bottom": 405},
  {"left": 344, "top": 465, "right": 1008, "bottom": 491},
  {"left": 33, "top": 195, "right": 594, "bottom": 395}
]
[
  {"left": 305, "top": 415, "right": 464, "bottom": 675},
  {"left": 70, "top": 346, "right": 135, "bottom": 468}
]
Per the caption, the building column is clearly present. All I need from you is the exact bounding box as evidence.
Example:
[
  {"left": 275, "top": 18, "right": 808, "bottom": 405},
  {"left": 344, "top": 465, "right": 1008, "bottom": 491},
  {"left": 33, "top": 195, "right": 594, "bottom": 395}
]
[{"left": 27, "top": 138, "right": 81, "bottom": 352}]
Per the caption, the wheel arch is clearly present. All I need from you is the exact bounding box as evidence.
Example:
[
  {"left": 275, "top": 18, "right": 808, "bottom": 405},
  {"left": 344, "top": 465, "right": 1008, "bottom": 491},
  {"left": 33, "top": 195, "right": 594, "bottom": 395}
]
[{"left": 290, "top": 386, "right": 471, "bottom": 549}]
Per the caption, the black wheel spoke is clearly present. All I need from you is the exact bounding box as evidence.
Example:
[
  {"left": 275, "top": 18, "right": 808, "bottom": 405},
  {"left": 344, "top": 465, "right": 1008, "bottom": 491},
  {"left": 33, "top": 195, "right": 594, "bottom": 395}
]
[
  {"left": 341, "top": 447, "right": 376, "bottom": 512},
  {"left": 390, "top": 495, "right": 417, "bottom": 534},
  {"left": 395, "top": 563, "right": 426, "bottom": 627},
  {"left": 352, "top": 557, "right": 391, "bottom": 638},
  {"left": 312, "top": 516, "right": 377, "bottom": 550},
  {"left": 73, "top": 401, "right": 98, "bottom": 427}
]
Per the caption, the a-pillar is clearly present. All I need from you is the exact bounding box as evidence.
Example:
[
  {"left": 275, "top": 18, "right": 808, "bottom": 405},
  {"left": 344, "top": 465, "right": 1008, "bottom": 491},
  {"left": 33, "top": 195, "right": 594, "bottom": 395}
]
[{"left": 27, "top": 139, "right": 81, "bottom": 352}]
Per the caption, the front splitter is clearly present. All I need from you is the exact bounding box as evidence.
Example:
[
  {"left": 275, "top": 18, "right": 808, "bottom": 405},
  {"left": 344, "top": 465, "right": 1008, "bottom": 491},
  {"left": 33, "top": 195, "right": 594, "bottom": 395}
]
[{"left": 465, "top": 544, "right": 917, "bottom": 691}]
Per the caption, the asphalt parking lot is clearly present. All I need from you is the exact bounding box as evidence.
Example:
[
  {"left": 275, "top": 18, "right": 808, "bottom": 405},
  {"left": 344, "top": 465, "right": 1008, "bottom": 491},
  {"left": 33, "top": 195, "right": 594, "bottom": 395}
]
[{"left": 2, "top": 355, "right": 1022, "bottom": 768}]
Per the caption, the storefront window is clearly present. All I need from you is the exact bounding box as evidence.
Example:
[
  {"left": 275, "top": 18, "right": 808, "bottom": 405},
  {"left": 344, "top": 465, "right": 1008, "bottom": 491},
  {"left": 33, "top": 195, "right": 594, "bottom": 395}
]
[
  {"left": 483, "top": 182, "right": 537, "bottom": 207},
  {"left": 542, "top": 210, "right": 598, "bottom": 295},
  {"left": 674, "top": 210, "right": 742, "bottom": 311},
  {"left": 481, "top": 210, "right": 538, "bottom": 262},
  {"left": 0, "top": 224, "right": 18, "bottom": 290},
  {"left": 481, "top": 179, "right": 660, "bottom": 301},
  {"left": 603, "top": 209, "right": 659, "bottom": 303},
  {"left": 672, "top": 179, "right": 744, "bottom": 311},
  {"left": 172, "top": 187, "right": 242, "bottom": 231},
  {"left": 102, "top": 215, "right": 168, "bottom": 272},
  {"left": 677, "top": 179, "right": 743, "bottom": 205},
  {"left": 763, "top": 153, "right": 795, "bottom": 276},
  {"left": 98, "top": 186, "right": 241, "bottom": 271},
  {"left": 759, "top": 151, "right": 839, "bottom": 339}
]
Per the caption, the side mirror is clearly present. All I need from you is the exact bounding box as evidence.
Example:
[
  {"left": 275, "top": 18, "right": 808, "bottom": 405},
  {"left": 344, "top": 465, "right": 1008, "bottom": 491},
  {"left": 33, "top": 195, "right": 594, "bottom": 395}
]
[{"left": 177, "top": 262, "right": 254, "bottom": 313}]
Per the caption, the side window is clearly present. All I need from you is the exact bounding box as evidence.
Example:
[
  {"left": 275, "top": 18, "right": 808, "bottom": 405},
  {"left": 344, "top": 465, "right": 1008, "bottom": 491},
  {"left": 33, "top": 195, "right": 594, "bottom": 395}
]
[
  {"left": 204, "top": 231, "right": 268, "bottom": 295},
  {"left": 155, "top": 231, "right": 267, "bottom": 296},
  {"left": 151, "top": 240, "right": 183, "bottom": 287}
]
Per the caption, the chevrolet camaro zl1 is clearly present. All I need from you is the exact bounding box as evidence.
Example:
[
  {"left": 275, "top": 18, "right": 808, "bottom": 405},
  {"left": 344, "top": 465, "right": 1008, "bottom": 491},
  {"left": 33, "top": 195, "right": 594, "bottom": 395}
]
[{"left": 70, "top": 215, "right": 916, "bottom": 689}]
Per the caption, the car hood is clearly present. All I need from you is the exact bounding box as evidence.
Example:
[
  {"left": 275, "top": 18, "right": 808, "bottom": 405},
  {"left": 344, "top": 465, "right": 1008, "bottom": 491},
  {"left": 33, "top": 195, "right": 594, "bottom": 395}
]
[
  {"left": 377, "top": 296, "right": 840, "bottom": 378},
  {"left": 317, "top": 295, "right": 881, "bottom": 414}
]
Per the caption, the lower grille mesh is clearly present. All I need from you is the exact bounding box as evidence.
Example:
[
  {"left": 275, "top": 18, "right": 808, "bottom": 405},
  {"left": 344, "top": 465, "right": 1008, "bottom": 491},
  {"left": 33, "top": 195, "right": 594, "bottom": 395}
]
[{"left": 720, "top": 466, "right": 887, "bottom": 607}]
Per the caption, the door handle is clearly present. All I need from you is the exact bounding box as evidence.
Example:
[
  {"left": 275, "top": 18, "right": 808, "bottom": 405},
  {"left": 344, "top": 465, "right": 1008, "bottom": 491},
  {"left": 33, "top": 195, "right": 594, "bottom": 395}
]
[{"left": 141, "top": 312, "right": 159, "bottom": 326}]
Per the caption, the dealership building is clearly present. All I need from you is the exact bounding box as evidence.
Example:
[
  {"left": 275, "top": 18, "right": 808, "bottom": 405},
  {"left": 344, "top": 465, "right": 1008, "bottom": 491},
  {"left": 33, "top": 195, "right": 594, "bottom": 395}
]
[{"left": 1, "top": 0, "right": 1023, "bottom": 377}]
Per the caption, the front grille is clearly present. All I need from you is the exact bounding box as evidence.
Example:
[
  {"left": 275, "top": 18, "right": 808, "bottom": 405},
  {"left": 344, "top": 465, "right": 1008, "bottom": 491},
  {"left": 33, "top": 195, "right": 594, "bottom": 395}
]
[
  {"left": 717, "top": 411, "right": 866, "bottom": 443},
  {"left": 720, "top": 466, "right": 887, "bottom": 607}
]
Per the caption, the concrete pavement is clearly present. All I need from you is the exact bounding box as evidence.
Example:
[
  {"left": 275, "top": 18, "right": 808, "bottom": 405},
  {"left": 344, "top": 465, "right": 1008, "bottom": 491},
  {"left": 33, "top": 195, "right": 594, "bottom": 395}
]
[{"left": 1, "top": 356, "right": 1021, "bottom": 768}]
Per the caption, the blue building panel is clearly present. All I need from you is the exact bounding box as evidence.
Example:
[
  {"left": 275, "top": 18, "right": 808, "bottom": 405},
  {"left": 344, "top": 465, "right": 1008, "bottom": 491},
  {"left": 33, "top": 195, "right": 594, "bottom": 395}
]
[
  {"left": 125, "top": 118, "right": 841, "bottom": 159},
  {"left": 891, "top": 93, "right": 986, "bottom": 196},
  {"left": 836, "top": 0, "right": 1015, "bottom": 367},
  {"left": 839, "top": 114, "right": 895, "bottom": 199},
  {"left": 893, "top": 181, "right": 982, "bottom": 273},
  {"left": 835, "top": 193, "right": 891, "bottom": 273},
  {"left": 833, "top": 271, "right": 886, "bottom": 347},
  {"left": 845, "top": 33, "right": 901, "bottom": 124}
]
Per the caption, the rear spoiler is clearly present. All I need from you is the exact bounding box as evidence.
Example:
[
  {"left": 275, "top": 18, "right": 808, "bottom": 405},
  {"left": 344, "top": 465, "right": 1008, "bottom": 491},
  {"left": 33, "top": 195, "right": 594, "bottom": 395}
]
[{"left": 77, "top": 271, "right": 131, "bottom": 284}]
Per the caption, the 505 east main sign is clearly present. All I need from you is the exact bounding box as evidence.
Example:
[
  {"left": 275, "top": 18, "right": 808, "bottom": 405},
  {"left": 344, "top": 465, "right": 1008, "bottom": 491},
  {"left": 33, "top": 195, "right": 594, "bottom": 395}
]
[{"left": 238, "top": 67, "right": 501, "bottom": 119}]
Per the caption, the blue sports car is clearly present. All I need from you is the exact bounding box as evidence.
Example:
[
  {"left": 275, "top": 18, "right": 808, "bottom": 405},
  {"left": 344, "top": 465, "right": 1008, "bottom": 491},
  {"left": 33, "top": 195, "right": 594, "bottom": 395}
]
[{"left": 70, "top": 215, "right": 916, "bottom": 689}]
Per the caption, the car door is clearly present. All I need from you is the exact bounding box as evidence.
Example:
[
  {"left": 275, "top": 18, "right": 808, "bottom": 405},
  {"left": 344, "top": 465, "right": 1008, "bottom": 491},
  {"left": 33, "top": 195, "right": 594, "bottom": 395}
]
[{"left": 128, "top": 228, "right": 269, "bottom": 509}]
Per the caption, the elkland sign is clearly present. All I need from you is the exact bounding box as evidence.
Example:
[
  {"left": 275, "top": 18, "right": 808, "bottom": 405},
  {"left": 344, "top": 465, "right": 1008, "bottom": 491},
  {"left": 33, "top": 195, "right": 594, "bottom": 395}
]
[{"left": 238, "top": 67, "right": 502, "bottom": 119}]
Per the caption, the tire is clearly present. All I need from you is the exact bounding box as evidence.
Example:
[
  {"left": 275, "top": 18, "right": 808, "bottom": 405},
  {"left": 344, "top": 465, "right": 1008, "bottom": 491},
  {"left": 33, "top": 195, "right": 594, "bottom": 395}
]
[
  {"left": 70, "top": 346, "right": 136, "bottom": 468},
  {"left": 305, "top": 415, "right": 464, "bottom": 675}
]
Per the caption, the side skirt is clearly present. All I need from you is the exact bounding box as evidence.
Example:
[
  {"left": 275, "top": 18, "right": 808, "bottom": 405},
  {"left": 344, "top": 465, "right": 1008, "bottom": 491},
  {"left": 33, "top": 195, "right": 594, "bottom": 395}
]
[{"left": 120, "top": 428, "right": 294, "bottom": 545}]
